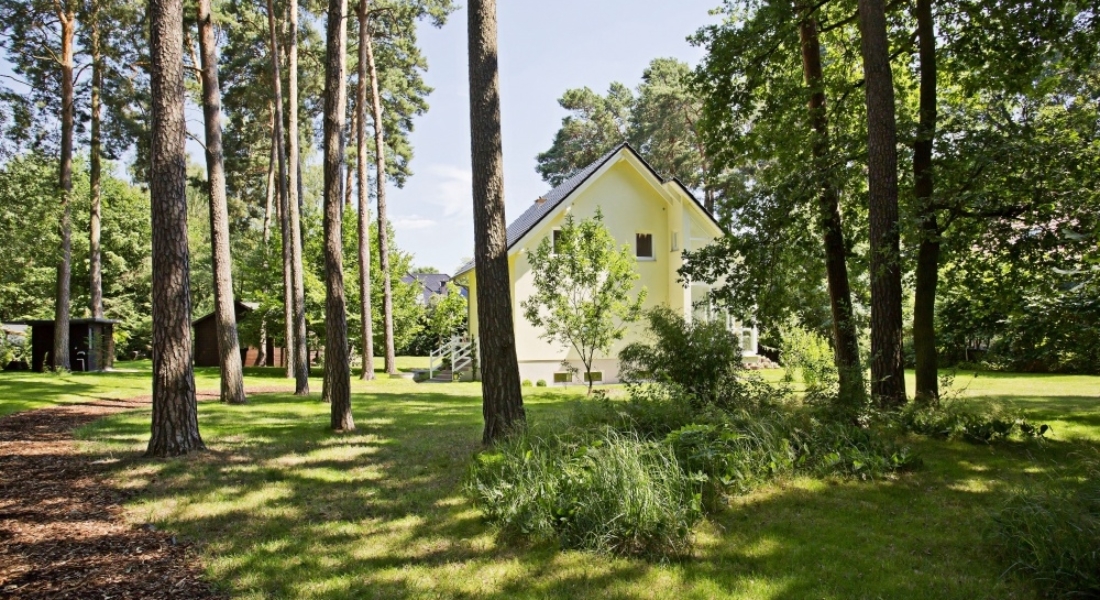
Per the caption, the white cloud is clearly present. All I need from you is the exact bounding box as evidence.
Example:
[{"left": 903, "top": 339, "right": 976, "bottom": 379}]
[
  {"left": 426, "top": 164, "right": 473, "bottom": 218},
  {"left": 392, "top": 215, "right": 438, "bottom": 230}
]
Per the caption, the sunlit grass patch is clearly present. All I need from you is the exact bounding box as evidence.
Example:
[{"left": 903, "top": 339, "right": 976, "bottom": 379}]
[{"left": 61, "top": 371, "right": 1100, "bottom": 599}]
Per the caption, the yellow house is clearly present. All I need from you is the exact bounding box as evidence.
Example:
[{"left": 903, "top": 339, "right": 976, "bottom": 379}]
[{"left": 451, "top": 144, "right": 757, "bottom": 384}]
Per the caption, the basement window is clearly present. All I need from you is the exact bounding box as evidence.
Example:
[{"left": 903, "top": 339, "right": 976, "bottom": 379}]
[
  {"left": 636, "top": 233, "right": 653, "bottom": 259},
  {"left": 553, "top": 372, "right": 573, "bottom": 384},
  {"left": 583, "top": 371, "right": 604, "bottom": 383}
]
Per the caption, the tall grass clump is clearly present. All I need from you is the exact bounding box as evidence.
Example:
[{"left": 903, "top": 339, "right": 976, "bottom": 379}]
[
  {"left": 893, "top": 396, "right": 1049, "bottom": 443},
  {"left": 990, "top": 460, "right": 1100, "bottom": 598},
  {"left": 466, "top": 427, "right": 703, "bottom": 558}
]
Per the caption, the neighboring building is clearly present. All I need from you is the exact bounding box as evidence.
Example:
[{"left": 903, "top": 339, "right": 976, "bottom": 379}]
[
  {"left": 401, "top": 273, "right": 464, "bottom": 306},
  {"left": 192, "top": 301, "right": 285, "bottom": 368},
  {"left": 21, "top": 318, "right": 118, "bottom": 372},
  {"left": 452, "top": 143, "right": 756, "bottom": 384}
]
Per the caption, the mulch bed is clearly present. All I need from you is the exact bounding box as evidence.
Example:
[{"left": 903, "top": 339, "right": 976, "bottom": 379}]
[{"left": 0, "top": 385, "right": 293, "bottom": 599}]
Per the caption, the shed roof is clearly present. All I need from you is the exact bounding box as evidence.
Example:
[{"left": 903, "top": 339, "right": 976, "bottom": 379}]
[
  {"left": 18, "top": 318, "right": 120, "bottom": 326},
  {"left": 192, "top": 301, "right": 259, "bottom": 326}
]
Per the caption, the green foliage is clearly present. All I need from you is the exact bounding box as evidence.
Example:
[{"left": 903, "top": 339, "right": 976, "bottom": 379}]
[
  {"left": 0, "top": 154, "right": 153, "bottom": 356},
  {"left": 466, "top": 427, "right": 703, "bottom": 558},
  {"left": 521, "top": 379, "right": 532, "bottom": 387},
  {"left": 535, "top": 379, "right": 547, "bottom": 387},
  {"left": 893, "top": 399, "right": 1049, "bottom": 444},
  {"left": 777, "top": 320, "right": 838, "bottom": 395},
  {"left": 620, "top": 307, "right": 779, "bottom": 410},
  {"left": 990, "top": 460, "right": 1100, "bottom": 599},
  {"left": 401, "top": 281, "right": 467, "bottom": 355},
  {"left": 523, "top": 209, "right": 645, "bottom": 389}
]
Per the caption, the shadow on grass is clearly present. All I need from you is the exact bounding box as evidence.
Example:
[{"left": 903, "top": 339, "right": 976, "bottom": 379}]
[{"left": 74, "top": 381, "right": 1100, "bottom": 600}]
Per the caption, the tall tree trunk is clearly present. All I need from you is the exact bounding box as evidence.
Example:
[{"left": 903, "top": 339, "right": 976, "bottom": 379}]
[
  {"left": 363, "top": 25, "right": 397, "bottom": 374},
  {"left": 912, "top": 0, "right": 939, "bottom": 404},
  {"left": 89, "top": 0, "right": 104, "bottom": 320},
  {"left": 798, "top": 8, "right": 866, "bottom": 407},
  {"left": 197, "top": 0, "right": 247, "bottom": 405},
  {"left": 262, "top": 107, "right": 276, "bottom": 247},
  {"left": 286, "top": 0, "right": 310, "bottom": 395},
  {"left": 266, "top": 0, "right": 295, "bottom": 380},
  {"left": 147, "top": 0, "right": 204, "bottom": 457},
  {"left": 467, "top": 0, "right": 525, "bottom": 444},
  {"left": 857, "top": 0, "right": 906, "bottom": 407},
  {"left": 53, "top": 5, "right": 75, "bottom": 372},
  {"left": 357, "top": 0, "right": 375, "bottom": 380},
  {"left": 345, "top": 108, "right": 356, "bottom": 208},
  {"left": 322, "top": 0, "right": 353, "bottom": 429}
]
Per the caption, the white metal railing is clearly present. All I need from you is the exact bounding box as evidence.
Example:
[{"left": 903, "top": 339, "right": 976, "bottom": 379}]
[{"left": 429, "top": 336, "right": 478, "bottom": 380}]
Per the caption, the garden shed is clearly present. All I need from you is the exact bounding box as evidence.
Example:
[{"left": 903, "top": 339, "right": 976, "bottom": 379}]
[
  {"left": 23, "top": 318, "right": 118, "bottom": 372},
  {"left": 193, "top": 301, "right": 284, "bottom": 367}
]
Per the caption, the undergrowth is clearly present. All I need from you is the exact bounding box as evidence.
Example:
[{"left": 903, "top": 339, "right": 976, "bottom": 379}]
[{"left": 989, "top": 457, "right": 1100, "bottom": 598}]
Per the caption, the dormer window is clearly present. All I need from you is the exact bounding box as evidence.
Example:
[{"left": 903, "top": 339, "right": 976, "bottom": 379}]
[{"left": 636, "top": 233, "right": 654, "bottom": 259}]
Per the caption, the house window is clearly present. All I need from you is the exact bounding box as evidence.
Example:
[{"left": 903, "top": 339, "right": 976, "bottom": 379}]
[
  {"left": 553, "top": 372, "right": 573, "bottom": 384},
  {"left": 583, "top": 371, "right": 604, "bottom": 383},
  {"left": 636, "top": 233, "right": 653, "bottom": 259},
  {"left": 671, "top": 231, "right": 680, "bottom": 252},
  {"left": 552, "top": 229, "right": 562, "bottom": 253}
]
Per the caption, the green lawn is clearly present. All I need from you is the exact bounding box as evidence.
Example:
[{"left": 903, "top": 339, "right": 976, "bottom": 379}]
[
  {"left": 33, "top": 367, "right": 1090, "bottom": 599},
  {"left": 0, "top": 356, "right": 429, "bottom": 417}
]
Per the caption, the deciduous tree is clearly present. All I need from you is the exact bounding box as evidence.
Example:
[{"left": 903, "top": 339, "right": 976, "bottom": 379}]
[{"left": 522, "top": 210, "right": 645, "bottom": 393}]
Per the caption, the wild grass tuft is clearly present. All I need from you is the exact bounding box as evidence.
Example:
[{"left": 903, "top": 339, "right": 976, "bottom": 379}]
[
  {"left": 466, "top": 427, "right": 703, "bottom": 558},
  {"left": 989, "top": 457, "right": 1100, "bottom": 598}
]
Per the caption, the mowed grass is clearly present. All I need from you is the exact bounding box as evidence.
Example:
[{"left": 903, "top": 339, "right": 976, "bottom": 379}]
[
  {"left": 0, "top": 356, "right": 429, "bottom": 417},
  {"left": 62, "top": 368, "right": 1099, "bottom": 599}
]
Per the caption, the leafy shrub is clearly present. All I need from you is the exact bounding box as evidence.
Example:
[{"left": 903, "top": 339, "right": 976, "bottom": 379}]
[
  {"left": 788, "top": 415, "right": 919, "bottom": 479},
  {"left": 777, "top": 321, "right": 838, "bottom": 395},
  {"left": 568, "top": 384, "right": 705, "bottom": 440},
  {"left": 990, "top": 461, "right": 1100, "bottom": 598},
  {"left": 665, "top": 419, "right": 794, "bottom": 503},
  {"left": 893, "top": 398, "right": 1049, "bottom": 443},
  {"left": 521, "top": 379, "right": 533, "bottom": 387},
  {"left": 536, "top": 379, "right": 547, "bottom": 387},
  {"left": 620, "top": 307, "right": 781, "bottom": 410},
  {"left": 466, "top": 428, "right": 703, "bottom": 558}
]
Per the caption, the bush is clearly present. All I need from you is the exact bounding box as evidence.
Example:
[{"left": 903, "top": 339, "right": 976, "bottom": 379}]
[
  {"left": 466, "top": 428, "right": 703, "bottom": 558},
  {"left": 665, "top": 419, "right": 794, "bottom": 503},
  {"left": 620, "top": 307, "right": 780, "bottom": 410},
  {"left": 521, "top": 379, "right": 533, "bottom": 387},
  {"left": 893, "top": 398, "right": 1049, "bottom": 444},
  {"left": 777, "top": 321, "right": 838, "bottom": 396},
  {"left": 990, "top": 461, "right": 1100, "bottom": 598},
  {"left": 536, "top": 379, "right": 547, "bottom": 387}
]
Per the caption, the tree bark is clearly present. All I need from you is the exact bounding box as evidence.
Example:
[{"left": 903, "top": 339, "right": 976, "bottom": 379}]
[
  {"left": 266, "top": 0, "right": 296, "bottom": 381},
  {"left": 286, "top": 0, "right": 310, "bottom": 395},
  {"left": 363, "top": 24, "right": 397, "bottom": 374},
  {"left": 797, "top": 8, "right": 866, "bottom": 407},
  {"left": 323, "top": 0, "right": 354, "bottom": 430},
  {"left": 912, "top": 0, "right": 939, "bottom": 404},
  {"left": 262, "top": 107, "right": 276, "bottom": 247},
  {"left": 89, "top": 0, "right": 104, "bottom": 320},
  {"left": 147, "top": 0, "right": 204, "bottom": 457},
  {"left": 197, "top": 0, "right": 247, "bottom": 405},
  {"left": 53, "top": 4, "right": 75, "bottom": 372},
  {"left": 468, "top": 0, "right": 525, "bottom": 444},
  {"left": 357, "top": 0, "right": 375, "bottom": 380},
  {"left": 857, "top": 0, "right": 906, "bottom": 407}
]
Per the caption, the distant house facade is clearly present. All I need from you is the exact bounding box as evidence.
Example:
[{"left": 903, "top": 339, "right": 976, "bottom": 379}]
[
  {"left": 401, "top": 273, "right": 465, "bottom": 306},
  {"left": 192, "top": 301, "right": 285, "bottom": 368},
  {"left": 453, "top": 144, "right": 756, "bottom": 384}
]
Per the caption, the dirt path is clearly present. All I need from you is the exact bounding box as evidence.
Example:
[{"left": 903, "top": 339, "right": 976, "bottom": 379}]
[{"left": 0, "top": 385, "right": 293, "bottom": 599}]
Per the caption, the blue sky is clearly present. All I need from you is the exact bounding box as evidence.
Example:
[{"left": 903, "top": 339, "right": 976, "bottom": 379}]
[{"left": 388, "top": 1, "right": 720, "bottom": 272}]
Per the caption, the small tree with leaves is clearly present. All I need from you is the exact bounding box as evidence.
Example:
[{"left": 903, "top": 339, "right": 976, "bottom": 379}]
[{"left": 522, "top": 209, "right": 645, "bottom": 393}]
